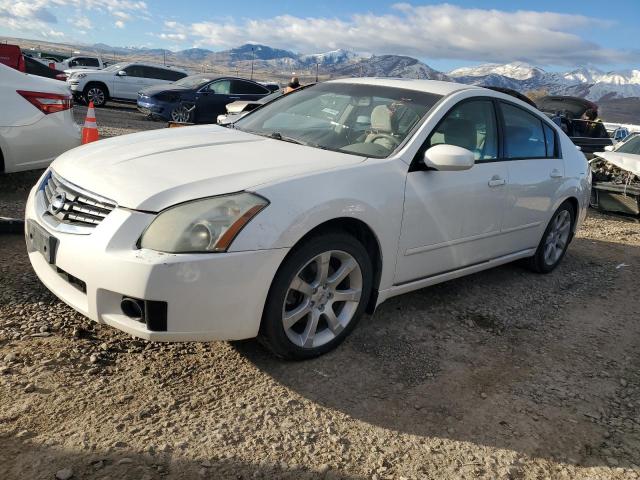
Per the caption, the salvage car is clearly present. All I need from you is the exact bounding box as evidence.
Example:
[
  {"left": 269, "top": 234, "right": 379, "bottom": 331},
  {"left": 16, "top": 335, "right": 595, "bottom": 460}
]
[
  {"left": 138, "top": 75, "right": 272, "bottom": 123},
  {"left": 591, "top": 133, "right": 640, "bottom": 215},
  {"left": 0, "top": 63, "right": 80, "bottom": 173},
  {"left": 537, "top": 96, "right": 613, "bottom": 158},
  {"left": 217, "top": 89, "right": 284, "bottom": 125},
  {"left": 25, "top": 79, "right": 590, "bottom": 359}
]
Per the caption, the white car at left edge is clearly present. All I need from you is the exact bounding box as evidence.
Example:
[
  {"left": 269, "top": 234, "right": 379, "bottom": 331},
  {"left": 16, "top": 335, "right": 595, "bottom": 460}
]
[{"left": 0, "top": 63, "right": 81, "bottom": 174}]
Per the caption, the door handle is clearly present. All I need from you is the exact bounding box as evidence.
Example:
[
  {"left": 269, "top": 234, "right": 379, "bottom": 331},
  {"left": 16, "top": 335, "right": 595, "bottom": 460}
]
[
  {"left": 488, "top": 177, "right": 506, "bottom": 187},
  {"left": 550, "top": 169, "right": 563, "bottom": 178}
]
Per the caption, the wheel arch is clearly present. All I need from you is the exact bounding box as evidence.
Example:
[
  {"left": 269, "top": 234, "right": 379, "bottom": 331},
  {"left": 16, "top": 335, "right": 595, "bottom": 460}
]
[
  {"left": 275, "top": 217, "right": 384, "bottom": 314},
  {"left": 84, "top": 81, "right": 110, "bottom": 99}
]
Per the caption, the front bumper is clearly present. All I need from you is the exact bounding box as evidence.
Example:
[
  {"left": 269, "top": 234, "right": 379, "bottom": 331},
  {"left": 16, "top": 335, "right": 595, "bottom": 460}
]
[{"left": 25, "top": 185, "right": 289, "bottom": 341}]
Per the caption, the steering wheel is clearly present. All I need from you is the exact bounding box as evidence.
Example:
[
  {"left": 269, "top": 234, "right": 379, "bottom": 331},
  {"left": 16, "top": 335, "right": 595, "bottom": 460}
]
[{"left": 365, "top": 133, "right": 400, "bottom": 148}]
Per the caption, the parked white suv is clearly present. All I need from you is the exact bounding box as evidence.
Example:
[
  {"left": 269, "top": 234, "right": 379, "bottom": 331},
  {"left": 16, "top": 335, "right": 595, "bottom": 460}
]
[
  {"left": 67, "top": 62, "right": 188, "bottom": 107},
  {"left": 25, "top": 79, "right": 590, "bottom": 359}
]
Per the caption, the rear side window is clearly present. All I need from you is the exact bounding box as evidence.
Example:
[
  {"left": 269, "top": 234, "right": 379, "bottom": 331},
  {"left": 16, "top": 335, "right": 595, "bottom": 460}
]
[
  {"left": 427, "top": 99, "right": 499, "bottom": 161},
  {"left": 231, "top": 80, "right": 269, "bottom": 95},
  {"left": 543, "top": 124, "right": 557, "bottom": 157},
  {"left": 76, "top": 57, "right": 99, "bottom": 67},
  {"left": 501, "top": 103, "right": 547, "bottom": 159},
  {"left": 163, "top": 69, "right": 187, "bottom": 81}
]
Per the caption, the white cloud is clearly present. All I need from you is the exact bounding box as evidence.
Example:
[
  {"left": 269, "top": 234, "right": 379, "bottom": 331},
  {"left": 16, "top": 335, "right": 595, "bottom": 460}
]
[
  {"left": 0, "top": 0, "right": 146, "bottom": 38},
  {"left": 174, "top": 3, "right": 633, "bottom": 66},
  {"left": 113, "top": 11, "right": 131, "bottom": 21},
  {"left": 72, "top": 15, "right": 92, "bottom": 30}
]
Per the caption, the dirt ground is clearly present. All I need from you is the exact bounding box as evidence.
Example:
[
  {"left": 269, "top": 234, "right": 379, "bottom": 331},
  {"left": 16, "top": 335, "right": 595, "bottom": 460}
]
[{"left": 1, "top": 110, "right": 640, "bottom": 479}]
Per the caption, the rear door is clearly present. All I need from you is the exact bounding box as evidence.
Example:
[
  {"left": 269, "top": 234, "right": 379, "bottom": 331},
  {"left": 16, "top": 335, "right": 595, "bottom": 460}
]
[
  {"left": 231, "top": 80, "right": 270, "bottom": 101},
  {"left": 498, "top": 101, "right": 565, "bottom": 251}
]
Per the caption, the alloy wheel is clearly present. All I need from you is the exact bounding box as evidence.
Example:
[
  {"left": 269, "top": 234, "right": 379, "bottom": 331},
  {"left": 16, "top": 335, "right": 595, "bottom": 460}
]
[
  {"left": 171, "top": 105, "right": 192, "bottom": 123},
  {"left": 282, "top": 250, "right": 363, "bottom": 349},
  {"left": 86, "top": 87, "right": 105, "bottom": 106},
  {"left": 543, "top": 209, "right": 571, "bottom": 266}
]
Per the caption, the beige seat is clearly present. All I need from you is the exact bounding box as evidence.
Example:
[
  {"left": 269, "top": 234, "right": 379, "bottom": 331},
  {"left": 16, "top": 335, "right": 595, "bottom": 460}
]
[{"left": 364, "top": 105, "right": 400, "bottom": 150}]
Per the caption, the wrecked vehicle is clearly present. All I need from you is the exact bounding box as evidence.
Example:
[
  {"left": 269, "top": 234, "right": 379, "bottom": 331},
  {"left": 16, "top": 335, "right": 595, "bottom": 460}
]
[
  {"left": 538, "top": 96, "right": 613, "bottom": 159},
  {"left": 590, "top": 133, "right": 640, "bottom": 216}
]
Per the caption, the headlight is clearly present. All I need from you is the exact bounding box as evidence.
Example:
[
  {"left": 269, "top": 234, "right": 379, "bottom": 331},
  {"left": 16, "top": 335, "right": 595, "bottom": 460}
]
[
  {"left": 139, "top": 193, "right": 268, "bottom": 253},
  {"left": 76, "top": 73, "right": 87, "bottom": 79}
]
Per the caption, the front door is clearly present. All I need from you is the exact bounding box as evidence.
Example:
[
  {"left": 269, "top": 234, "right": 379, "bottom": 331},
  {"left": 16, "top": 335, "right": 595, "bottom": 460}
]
[
  {"left": 395, "top": 99, "right": 509, "bottom": 284},
  {"left": 195, "top": 79, "right": 235, "bottom": 123}
]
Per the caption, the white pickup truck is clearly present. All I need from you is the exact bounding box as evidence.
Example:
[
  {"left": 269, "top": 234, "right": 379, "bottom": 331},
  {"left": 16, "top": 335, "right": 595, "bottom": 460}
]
[{"left": 54, "top": 56, "right": 105, "bottom": 71}]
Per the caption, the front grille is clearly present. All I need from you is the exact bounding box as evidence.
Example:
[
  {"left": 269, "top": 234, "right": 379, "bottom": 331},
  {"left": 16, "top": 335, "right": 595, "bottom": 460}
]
[{"left": 40, "top": 170, "right": 117, "bottom": 232}]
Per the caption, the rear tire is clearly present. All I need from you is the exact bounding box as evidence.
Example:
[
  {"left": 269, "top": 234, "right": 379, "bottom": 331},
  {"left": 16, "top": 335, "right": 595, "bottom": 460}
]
[
  {"left": 260, "top": 232, "right": 373, "bottom": 360},
  {"left": 526, "top": 201, "right": 575, "bottom": 273}
]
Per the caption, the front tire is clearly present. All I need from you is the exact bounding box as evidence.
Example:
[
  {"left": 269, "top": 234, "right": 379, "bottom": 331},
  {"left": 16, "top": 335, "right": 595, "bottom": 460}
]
[
  {"left": 84, "top": 84, "right": 108, "bottom": 107},
  {"left": 260, "top": 233, "right": 373, "bottom": 360},
  {"left": 526, "top": 202, "right": 575, "bottom": 273}
]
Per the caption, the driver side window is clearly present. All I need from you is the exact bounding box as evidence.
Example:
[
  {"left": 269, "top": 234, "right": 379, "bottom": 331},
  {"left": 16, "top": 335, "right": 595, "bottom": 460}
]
[
  {"left": 207, "top": 80, "right": 231, "bottom": 95},
  {"left": 428, "top": 100, "right": 498, "bottom": 161}
]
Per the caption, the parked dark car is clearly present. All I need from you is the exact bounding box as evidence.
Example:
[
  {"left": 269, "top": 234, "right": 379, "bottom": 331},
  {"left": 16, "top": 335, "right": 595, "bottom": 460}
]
[
  {"left": 537, "top": 96, "right": 613, "bottom": 158},
  {"left": 24, "top": 56, "right": 64, "bottom": 79},
  {"left": 137, "top": 75, "right": 272, "bottom": 124}
]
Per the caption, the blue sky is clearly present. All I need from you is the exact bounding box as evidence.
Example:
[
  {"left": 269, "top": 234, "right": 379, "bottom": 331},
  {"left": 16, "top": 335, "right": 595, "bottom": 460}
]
[{"left": 1, "top": 1, "right": 639, "bottom": 71}]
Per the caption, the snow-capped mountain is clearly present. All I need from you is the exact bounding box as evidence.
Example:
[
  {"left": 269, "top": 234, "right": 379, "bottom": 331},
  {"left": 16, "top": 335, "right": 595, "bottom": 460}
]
[
  {"left": 450, "top": 62, "right": 545, "bottom": 81},
  {"left": 329, "top": 55, "right": 450, "bottom": 81},
  {"left": 300, "top": 49, "right": 362, "bottom": 66},
  {"left": 449, "top": 63, "right": 640, "bottom": 101}
]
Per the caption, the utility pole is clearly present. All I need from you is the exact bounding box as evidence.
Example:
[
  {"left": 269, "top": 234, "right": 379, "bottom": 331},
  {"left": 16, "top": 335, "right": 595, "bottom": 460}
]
[
  {"left": 163, "top": 49, "right": 166, "bottom": 66},
  {"left": 250, "top": 46, "right": 255, "bottom": 80},
  {"left": 315, "top": 63, "right": 319, "bottom": 82}
]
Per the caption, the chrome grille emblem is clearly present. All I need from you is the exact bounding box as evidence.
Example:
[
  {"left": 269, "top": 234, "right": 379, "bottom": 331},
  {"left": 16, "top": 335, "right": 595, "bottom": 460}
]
[{"left": 49, "top": 191, "right": 67, "bottom": 215}]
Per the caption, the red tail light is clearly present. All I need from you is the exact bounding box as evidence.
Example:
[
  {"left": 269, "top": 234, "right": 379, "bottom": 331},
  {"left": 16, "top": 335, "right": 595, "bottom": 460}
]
[
  {"left": 17, "top": 90, "right": 73, "bottom": 114},
  {"left": 55, "top": 73, "right": 68, "bottom": 81},
  {"left": 49, "top": 62, "right": 55, "bottom": 69}
]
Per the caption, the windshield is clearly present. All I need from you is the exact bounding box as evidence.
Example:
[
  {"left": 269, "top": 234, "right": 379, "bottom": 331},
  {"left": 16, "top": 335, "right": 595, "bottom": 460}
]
[
  {"left": 616, "top": 134, "right": 640, "bottom": 155},
  {"left": 102, "top": 63, "right": 126, "bottom": 72},
  {"left": 234, "top": 82, "right": 442, "bottom": 158},
  {"left": 174, "top": 75, "right": 215, "bottom": 88}
]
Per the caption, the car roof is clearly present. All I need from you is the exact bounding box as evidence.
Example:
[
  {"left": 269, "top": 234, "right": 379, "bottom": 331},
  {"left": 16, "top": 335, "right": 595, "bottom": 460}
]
[
  {"left": 328, "top": 77, "right": 480, "bottom": 96},
  {"left": 120, "top": 61, "right": 188, "bottom": 72}
]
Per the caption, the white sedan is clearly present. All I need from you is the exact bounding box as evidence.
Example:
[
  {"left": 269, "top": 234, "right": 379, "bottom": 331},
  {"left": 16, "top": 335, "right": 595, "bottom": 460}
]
[
  {"left": 0, "top": 64, "right": 80, "bottom": 173},
  {"left": 25, "top": 78, "right": 590, "bottom": 359}
]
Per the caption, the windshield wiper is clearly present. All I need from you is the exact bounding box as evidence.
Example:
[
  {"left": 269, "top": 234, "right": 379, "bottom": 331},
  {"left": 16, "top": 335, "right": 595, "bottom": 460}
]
[{"left": 269, "top": 132, "right": 308, "bottom": 146}]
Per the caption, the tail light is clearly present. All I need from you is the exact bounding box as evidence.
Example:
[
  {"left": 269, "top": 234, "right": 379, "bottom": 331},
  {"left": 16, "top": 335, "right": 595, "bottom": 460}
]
[
  {"left": 49, "top": 62, "right": 55, "bottom": 69},
  {"left": 55, "top": 73, "right": 68, "bottom": 81},
  {"left": 17, "top": 90, "right": 73, "bottom": 114}
]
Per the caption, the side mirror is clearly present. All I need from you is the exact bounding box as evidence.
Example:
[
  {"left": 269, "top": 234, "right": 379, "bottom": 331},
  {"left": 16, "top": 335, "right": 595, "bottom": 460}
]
[
  {"left": 604, "top": 145, "right": 614, "bottom": 152},
  {"left": 116, "top": 70, "right": 127, "bottom": 76},
  {"left": 423, "top": 144, "right": 475, "bottom": 171}
]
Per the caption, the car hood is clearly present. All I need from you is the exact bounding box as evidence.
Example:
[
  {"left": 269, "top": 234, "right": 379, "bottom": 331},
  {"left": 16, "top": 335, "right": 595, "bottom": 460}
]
[
  {"left": 225, "top": 100, "right": 254, "bottom": 113},
  {"left": 140, "top": 84, "right": 190, "bottom": 97},
  {"left": 51, "top": 125, "right": 365, "bottom": 211},
  {"left": 596, "top": 151, "right": 640, "bottom": 176}
]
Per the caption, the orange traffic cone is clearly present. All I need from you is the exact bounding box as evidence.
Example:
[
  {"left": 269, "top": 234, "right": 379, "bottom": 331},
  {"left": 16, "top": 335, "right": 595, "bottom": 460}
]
[{"left": 82, "top": 101, "right": 99, "bottom": 144}]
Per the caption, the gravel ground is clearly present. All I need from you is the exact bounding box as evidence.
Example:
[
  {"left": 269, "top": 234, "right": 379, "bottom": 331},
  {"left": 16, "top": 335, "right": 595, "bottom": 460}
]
[{"left": 1, "top": 108, "right": 640, "bottom": 479}]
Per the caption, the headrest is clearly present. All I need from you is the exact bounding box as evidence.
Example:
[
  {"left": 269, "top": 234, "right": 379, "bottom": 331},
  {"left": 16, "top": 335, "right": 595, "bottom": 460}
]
[
  {"left": 370, "top": 105, "right": 393, "bottom": 132},
  {"left": 443, "top": 118, "right": 476, "bottom": 151}
]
